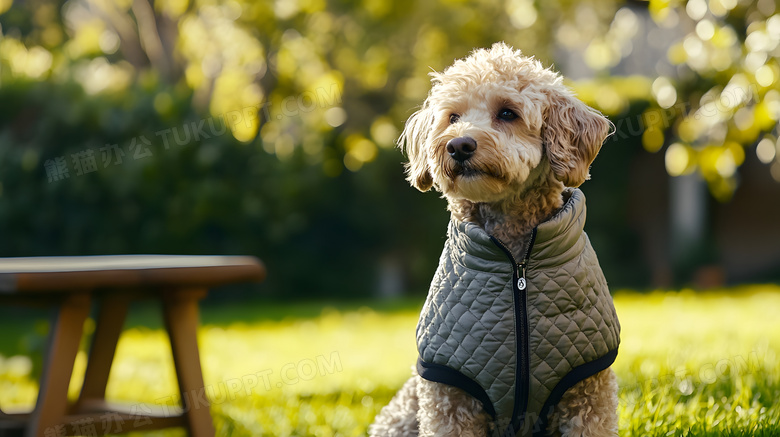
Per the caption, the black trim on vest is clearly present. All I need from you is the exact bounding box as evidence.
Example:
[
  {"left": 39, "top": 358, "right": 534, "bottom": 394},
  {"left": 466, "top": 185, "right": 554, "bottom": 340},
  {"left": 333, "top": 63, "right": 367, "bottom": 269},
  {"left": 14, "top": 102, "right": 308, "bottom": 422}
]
[
  {"left": 417, "top": 357, "right": 497, "bottom": 419},
  {"left": 531, "top": 347, "right": 619, "bottom": 437}
]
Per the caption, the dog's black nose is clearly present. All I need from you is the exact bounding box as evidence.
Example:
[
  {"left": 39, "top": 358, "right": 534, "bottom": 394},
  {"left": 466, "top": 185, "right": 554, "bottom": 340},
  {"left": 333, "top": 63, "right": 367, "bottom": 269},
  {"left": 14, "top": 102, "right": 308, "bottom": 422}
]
[{"left": 446, "top": 137, "right": 477, "bottom": 162}]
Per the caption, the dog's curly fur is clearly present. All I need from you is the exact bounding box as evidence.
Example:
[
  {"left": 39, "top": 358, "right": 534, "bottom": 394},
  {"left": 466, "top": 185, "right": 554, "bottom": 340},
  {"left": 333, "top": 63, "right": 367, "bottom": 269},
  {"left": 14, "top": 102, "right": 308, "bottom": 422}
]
[{"left": 369, "top": 43, "right": 618, "bottom": 437}]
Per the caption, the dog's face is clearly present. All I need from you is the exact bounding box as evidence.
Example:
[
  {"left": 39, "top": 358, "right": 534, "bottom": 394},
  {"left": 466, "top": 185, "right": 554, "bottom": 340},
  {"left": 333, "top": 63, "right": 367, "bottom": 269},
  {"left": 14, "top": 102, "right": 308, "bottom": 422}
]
[{"left": 400, "top": 43, "right": 611, "bottom": 202}]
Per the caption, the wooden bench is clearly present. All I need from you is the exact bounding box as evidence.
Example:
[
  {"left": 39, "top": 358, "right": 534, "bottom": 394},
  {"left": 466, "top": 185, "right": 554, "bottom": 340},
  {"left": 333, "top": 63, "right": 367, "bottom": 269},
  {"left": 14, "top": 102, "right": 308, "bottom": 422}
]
[{"left": 0, "top": 255, "right": 266, "bottom": 437}]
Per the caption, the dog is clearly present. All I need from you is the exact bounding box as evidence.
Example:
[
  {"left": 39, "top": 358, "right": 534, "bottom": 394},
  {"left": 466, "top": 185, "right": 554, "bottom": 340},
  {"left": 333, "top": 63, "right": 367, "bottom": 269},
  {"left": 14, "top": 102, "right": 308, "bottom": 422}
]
[{"left": 370, "top": 43, "right": 621, "bottom": 437}]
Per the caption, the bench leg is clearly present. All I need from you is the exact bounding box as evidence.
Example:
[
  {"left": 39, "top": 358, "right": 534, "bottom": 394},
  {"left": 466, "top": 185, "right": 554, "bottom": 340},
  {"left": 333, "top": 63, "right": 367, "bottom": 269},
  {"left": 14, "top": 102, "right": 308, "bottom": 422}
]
[
  {"left": 73, "top": 294, "right": 130, "bottom": 411},
  {"left": 163, "top": 289, "right": 215, "bottom": 437},
  {"left": 27, "top": 293, "right": 91, "bottom": 437}
]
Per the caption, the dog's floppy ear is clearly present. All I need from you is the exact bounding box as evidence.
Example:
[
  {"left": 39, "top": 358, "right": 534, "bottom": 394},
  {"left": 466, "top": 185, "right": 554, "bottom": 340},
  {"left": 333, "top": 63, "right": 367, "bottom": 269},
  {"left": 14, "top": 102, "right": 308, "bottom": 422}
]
[
  {"left": 542, "top": 89, "right": 612, "bottom": 187},
  {"left": 398, "top": 105, "right": 434, "bottom": 192}
]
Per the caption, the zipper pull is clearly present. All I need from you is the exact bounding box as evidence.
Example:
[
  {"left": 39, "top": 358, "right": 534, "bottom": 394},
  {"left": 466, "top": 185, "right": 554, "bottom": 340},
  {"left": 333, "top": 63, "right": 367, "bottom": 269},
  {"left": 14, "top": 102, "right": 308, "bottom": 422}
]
[{"left": 516, "top": 262, "right": 527, "bottom": 291}]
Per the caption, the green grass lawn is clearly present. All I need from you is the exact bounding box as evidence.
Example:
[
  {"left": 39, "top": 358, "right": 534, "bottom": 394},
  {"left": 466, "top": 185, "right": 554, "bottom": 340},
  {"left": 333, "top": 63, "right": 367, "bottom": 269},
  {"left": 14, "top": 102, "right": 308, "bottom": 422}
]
[{"left": 1, "top": 286, "right": 779, "bottom": 436}]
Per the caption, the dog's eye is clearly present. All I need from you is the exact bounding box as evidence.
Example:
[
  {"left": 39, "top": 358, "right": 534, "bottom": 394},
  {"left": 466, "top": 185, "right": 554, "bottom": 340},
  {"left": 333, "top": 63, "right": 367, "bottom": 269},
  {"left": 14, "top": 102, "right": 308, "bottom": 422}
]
[
  {"left": 449, "top": 114, "right": 460, "bottom": 124},
  {"left": 497, "top": 109, "right": 518, "bottom": 121}
]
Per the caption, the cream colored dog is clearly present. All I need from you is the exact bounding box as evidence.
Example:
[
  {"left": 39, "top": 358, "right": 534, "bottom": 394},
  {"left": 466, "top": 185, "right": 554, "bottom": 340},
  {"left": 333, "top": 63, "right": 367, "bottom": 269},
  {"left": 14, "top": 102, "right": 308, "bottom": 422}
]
[{"left": 370, "top": 43, "right": 618, "bottom": 437}]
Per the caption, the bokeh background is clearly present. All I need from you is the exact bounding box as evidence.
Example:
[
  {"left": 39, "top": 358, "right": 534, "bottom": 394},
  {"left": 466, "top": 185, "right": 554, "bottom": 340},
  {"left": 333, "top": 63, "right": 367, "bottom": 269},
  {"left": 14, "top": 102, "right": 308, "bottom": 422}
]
[
  {"left": 2, "top": 1, "right": 780, "bottom": 436},
  {"left": 1, "top": 0, "right": 779, "bottom": 298}
]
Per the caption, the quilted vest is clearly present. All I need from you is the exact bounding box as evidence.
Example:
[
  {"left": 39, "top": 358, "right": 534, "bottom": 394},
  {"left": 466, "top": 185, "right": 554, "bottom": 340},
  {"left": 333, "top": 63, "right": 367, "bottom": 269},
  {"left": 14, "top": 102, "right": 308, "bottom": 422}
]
[{"left": 416, "top": 188, "right": 620, "bottom": 437}]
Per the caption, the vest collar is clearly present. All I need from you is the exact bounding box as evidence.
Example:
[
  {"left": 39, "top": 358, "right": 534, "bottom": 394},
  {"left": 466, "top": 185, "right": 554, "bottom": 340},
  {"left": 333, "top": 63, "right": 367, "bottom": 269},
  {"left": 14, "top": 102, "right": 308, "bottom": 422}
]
[{"left": 449, "top": 188, "right": 587, "bottom": 270}]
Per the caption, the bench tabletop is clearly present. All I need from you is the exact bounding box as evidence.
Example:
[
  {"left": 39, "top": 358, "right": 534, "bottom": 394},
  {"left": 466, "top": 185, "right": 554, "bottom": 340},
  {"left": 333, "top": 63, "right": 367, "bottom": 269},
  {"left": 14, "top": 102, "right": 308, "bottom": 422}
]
[{"left": 0, "top": 255, "right": 266, "bottom": 293}]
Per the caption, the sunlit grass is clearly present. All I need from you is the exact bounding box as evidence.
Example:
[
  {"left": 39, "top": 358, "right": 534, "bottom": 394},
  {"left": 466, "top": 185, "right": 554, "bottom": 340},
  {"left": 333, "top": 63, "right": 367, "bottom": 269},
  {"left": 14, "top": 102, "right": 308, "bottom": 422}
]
[
  {"left": 1, "top": 286, "right": 779, "bottom": 436},
  {"left": 613, "top": 286, "right": 780, "bottom": 436}
]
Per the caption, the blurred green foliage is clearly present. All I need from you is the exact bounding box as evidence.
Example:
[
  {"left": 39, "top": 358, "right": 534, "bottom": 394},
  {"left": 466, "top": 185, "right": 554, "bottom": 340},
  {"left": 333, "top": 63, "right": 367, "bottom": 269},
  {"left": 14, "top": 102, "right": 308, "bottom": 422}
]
[
  {"left": 0, "top": 0, "right": 626, "bottom": 297},
  {"left": 640, "top": 0, "right": 780, "bottom": 201},
  {"left": 0, "top": 0, "right": 777, "bottom": 295}
]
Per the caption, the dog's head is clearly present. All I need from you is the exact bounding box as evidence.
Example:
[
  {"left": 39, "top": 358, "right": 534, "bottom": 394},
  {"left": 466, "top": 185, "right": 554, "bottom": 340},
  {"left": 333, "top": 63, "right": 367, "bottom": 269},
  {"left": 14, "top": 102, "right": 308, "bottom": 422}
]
[{"left": 399, "top": 42, "right": 611, "bottom": 202}]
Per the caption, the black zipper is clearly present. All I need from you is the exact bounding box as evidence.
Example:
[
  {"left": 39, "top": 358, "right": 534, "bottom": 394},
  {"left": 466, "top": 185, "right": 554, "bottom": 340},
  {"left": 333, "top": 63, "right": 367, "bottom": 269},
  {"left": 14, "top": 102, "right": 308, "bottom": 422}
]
[{"left": 489, "top": 228, "right": 537, "bottom": 435}]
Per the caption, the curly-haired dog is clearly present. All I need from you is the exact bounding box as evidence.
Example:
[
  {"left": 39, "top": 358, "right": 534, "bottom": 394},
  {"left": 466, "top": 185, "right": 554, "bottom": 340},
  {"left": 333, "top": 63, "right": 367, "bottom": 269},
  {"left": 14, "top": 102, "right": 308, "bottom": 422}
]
[{"left": 370, "top": 43, "right": 621, "bottom": 437}]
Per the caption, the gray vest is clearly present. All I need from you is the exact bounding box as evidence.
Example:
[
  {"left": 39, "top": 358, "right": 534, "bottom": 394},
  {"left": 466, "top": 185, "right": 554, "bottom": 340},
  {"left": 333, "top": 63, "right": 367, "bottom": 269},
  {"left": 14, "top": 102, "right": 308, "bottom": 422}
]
[{"left": 416, "top": 188, "right": 620, "bottom": 437}]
